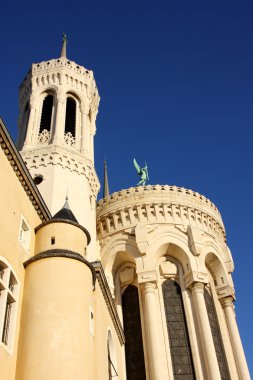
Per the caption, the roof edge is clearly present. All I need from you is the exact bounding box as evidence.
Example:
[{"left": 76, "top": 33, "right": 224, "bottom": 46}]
[{"left": 0, "top": 117, "right": 51, "bottom": 222}]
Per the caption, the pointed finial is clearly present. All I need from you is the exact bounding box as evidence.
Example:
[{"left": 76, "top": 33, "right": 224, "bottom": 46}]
[
  {"left": 103, "top": 158, "right": 110, "bottom": 198},
  {"left": 63, "top": 194, "right": 70, "bottom": 210},
  {"left": 61, "top": 32, "right": 68, "bottom": 58}
]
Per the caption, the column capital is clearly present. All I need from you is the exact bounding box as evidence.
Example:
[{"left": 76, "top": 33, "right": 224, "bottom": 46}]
[
  {"left": 220, "top": 296, "right": 234, "bottom": 309},
  {"left": 216, "top": 284, "right": 235, "bottom": 300},
  {"left": 190, "top": 281, "right": 205, "bottom": 294},
  {"left": 141, "top": 281, "right": 157, "bottom": 295},
  {"left": 184, "top": 270, "right": 208, "bottom": 289},
  {"left": 137, "top": 269, "right": 158, "bottom": 284}
]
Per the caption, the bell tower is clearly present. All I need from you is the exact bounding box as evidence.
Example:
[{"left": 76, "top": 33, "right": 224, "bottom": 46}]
[{"left": 17, "top": 35, "right": 100, "bottom": 258}]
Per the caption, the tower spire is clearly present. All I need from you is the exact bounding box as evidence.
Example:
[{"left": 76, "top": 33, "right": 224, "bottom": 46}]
[
  {"left": 61, "top": 32, "right": 67, "bottom": 58},
  {"left": 103, "top": 158, "right": 110, "bottom": 198}
]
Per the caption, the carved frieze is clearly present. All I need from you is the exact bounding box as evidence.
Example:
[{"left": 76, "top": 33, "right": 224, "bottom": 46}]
[
  {"left": 96, "top": 185, "right": 226, "bottom": 245},
  {"left": 21, "top": 146, "right": 100, "bottom": 196}
]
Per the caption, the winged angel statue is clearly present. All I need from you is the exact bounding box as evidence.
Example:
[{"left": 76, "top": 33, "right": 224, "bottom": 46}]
[{"left": 133, "top": 158, "right": 149, "bottom": 186}]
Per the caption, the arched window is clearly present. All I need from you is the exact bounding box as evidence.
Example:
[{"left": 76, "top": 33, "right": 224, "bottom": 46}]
[
  {"left": 0, "top": 259, "right": 18, "bottom": 350},
  {"left": 122, "top": 285, "right": 146, "bottom": 380},
  {"left": 162, "top": 279, "right": 196, "bottom": 379},
  {"left": 39, "top": 94, "right": 54, "bottom": 133},
  {"left": 65, "top": 97, "right": 76, "bottom": 137},
  {"left": 204, "top": 288, "right": 231, "bottom": 380}
]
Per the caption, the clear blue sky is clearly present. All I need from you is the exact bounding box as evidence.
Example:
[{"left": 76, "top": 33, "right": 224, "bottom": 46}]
[{"left": 1, "top": 0, "right": 252, "bottom": 374}]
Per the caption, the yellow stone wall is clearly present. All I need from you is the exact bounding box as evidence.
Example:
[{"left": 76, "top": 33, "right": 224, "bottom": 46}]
[{"left": 0, "top": 147, "right": 42, "bottom": 380}]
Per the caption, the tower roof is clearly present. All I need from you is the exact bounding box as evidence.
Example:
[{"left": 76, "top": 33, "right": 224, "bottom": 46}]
[{"left": 52, "top": 196, "right": 78, "bottom": 223}]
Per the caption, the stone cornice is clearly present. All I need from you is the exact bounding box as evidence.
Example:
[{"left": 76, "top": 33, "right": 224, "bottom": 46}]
[
  {"left": 19, "top": 57, "right": 100, "bottom": 109},
  {"left": 0, "top": 118, "right": 51, "bottom": 222},
  {"left": 21, "top": 145, "right": 100, "bottom": 196},
  {"left": 92, "top": 261, "right": 125, "bottom": 346},
  {"left": 96, "top": 185, "right": 226, "bottom": 243},
  {"left": 24, "top": 249, "right": 97, "bottom": 289}
]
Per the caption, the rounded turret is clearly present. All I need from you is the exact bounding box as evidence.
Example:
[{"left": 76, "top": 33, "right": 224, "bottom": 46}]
[{"left": 16, "top": 201, "right": 96, "bottom": 380}]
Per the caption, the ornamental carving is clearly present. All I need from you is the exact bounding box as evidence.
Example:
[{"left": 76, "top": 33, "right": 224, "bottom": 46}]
[
  {"left": 96, "top": 185, "right": 226, "bottom": 244},
  {"left": 21, "top": 146, "right": 100, "bottom": 197},
  {"left": 64, "top": 132, "right": 76, "bottom": 148},
  {"left": 37, "top": 129, "right": 50, "bottom": 145}
]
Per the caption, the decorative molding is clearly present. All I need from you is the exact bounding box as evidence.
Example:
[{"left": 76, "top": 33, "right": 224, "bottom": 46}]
[
  {"left": 184, "top": 271, "right": 209, "bottom": 288},
  {"left": 35, "top": 218, "right": 91, "bottom": 245},
  {"left": 24, "top": 249, "right": 96, "bottom": 289},
  {"left": 97, "top": 185, "right": 226, "bottom": 243},
  {"left": 37, "top": 129, "right": 50, "bottom": 145},
  {"left": 19, "top": 57, "right": 100, "bottom": 110},
  {"left": 216, "top": 285, "right": 235, "bottom": 300},
  {"left": 21, "top": 145, "right": 100, "bottom": 196},
  {"left": 64, "top": 131, "right": 76, "bottom": 148},
  {"left": 92, "top": 261, "right": 125, "bottom": 345},
  {"left": 0, "top": 118, "right": 51, "bottom": 222},
  {"left": 137, "top": 270, "right": 158, "bottom": 283}
]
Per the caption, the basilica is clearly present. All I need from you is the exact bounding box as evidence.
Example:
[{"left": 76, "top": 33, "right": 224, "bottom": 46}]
[{"left": 0, "top": 38, "right": 250, "bottom": 380}]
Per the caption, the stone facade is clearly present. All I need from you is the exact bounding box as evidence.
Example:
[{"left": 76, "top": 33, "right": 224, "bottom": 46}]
[
  {"left": 18, "top": 53, "right": 100, "bottom": 259},
  {"left": 0, "top": 41, "right": 251, "bottom": 380},
  {"left": 97, "top": 185, "right": 250, "bottom": 379}
]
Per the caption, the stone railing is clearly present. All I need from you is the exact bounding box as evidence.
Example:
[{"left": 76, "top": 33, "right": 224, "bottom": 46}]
[
  {"left": 96, "top": 185, "right": 226, "bottom": 243},
  {"left": 37, "top": 129, "right": 50, "bottom": 145},
  {"left": 31, "top": 58, "right": 93, "bottom": 78},
  {"left": 19, "top": 58, "right": 99, "bottom": 107}
]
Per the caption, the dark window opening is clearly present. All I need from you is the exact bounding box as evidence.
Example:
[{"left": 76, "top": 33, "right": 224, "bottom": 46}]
[
  {"left": 204, "top": 288, "right": 231, "bottom": 380},
  {"left": 0, "top": 264, "right": 4, "bottom": 280},
  {"left": 65, "top": 97, "right": 76, "bottom": 137},
  {"left": 39, "top": 95, "right": 53, "bottom": 133},
  {"left": 2, "top": 296, "right": 13, "bottom": 345},
  {"left": 162, "top": 280, "right": 196, "bottom": 380},
  {"left": 122, "top": 285, "right": 146, "bottom": 380},
  {"left": 9, "top": 276, "right": 15, "bottom": 293},
  {"left": 51, "top": 237, "right": 55, "bottom": 245},
  {"left": 34, "top": 175, "right": 43, "bottom": 185}
]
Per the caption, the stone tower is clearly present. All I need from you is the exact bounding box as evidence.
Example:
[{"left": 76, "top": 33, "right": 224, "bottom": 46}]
[
  {"left": 6, "top": 37, "right": 250, "bottom": 380},
  {"left": 97, "top": 185, "right": 251, "bottom": 380},
  {"left": 17, "top": 35, "right": 100, "bottom": 258}
]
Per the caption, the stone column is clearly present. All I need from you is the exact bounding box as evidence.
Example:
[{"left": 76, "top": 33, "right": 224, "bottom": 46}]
[
  {"left": 24, "top": 97, "right": 36, "bottom": 148},
  {"left": 53, "top": 91, "right": 66, "bottom": 145},
  {"left": 80, "top": 104, "right": 88, "bottom": 155},
  {"left": 221, "top": 297, "right": 251, "bottom": 380},
  {"left": 191, "top": 282, "right": 221, "bottom": 380},
  {"left": 141, "top": 282, "right": 164, "bottom": 380}
]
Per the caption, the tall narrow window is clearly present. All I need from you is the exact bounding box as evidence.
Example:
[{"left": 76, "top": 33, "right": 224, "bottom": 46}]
[
  {"left": 107, "top": 331, "right": 118, "bottom": 379},
  {"left": 122, "top": 285, "right": 146, "bottom": 380},
  {"left": 204, "top": 288, "right": 231, "bottom": 380},
  {"left": 0, "top": 260, "right": 18, "bottom": 350},
  {"left": 162, "top": 280, "right": 196, "bottom": 380},
  {"left": 19, "top": 217, "right": 31, "bottom": 253},
  {"left": 39, "top": 95, "right": 53, "bottom": 133},
  {"left": 65, "top": 97, "right": 76, "bottom": 137},
  {"left": 2, "top": 296, "right": 13, "bottom": 345}
]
